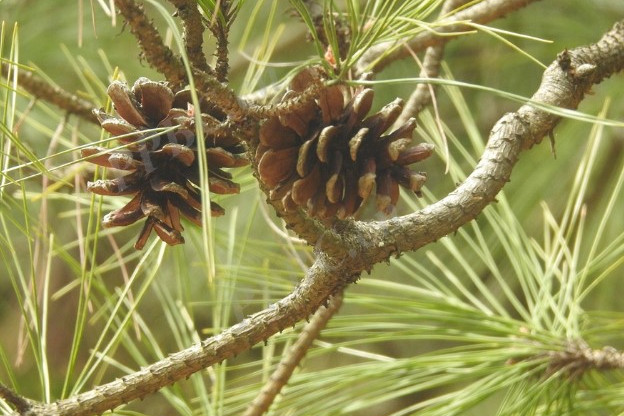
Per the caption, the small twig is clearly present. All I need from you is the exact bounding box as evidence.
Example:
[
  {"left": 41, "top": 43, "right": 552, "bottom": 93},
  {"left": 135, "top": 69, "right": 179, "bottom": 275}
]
[
  {"left": 243, "top": 291, "right": 345, "bottom": 416},
  {"left": 356, "top": 0, "right": 543, "bottom": 75},
  {"left": 1, "top": 63, "right": 98, "bottom": 124},
  {"left": 241, "top": 81, "right": 286, "bottom": 105},
  {"left": 113, "top": 0, "right": 187, "bottom": 86},
  {"left": 396, "top": 0, "right": 469, "bottom": 125},
  {"left": 0, "top": 383, "right": 32, "bottom": 413},
  {"left": 113, "top": 0, "right": 248, "bottom": 122},
  {"left": 208, "top": 0, "right": 237, "bottom": 82},
  {"left": 548, "top": 341, "right": 624, "bottom": 379},
  {"left": 168, "top": 0, "right": 214, "bottom": 74}
]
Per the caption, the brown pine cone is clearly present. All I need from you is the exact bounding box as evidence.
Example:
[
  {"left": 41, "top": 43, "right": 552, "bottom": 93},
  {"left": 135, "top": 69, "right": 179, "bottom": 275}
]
[
  {"left": 257, "top": 70, "right": 433, "bottom": 220},
  {"left": 83, "top": 77, "right": 248, "bottom": 249}
]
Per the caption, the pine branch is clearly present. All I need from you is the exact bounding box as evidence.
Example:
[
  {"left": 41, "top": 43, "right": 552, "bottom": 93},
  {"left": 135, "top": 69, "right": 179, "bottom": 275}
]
[
  {"left": 396, "top": 0, "right": 470, "bottom": 125},
  {"left": 113, "top": 0, "right": 188, "bottom": 86},
  {"left": 356, "top": 0, "right": 543, "bottom": 75},
  {"left": 207, "top": 0, "right": 237, "bottom": 82},
  {"left": 7, "top": 16, "right": 624, "bottom": 416},
  {"left": 0, "top": 63, "right": 98, "bottom": 124},
  {"left": 243, "top": 290, "right": 344, "bottom": 416},
  {"left": 17, "top": 256, "right": 352, "bottom": 416},
  {"left": 113, "top": 0, "right": 247, "bottom": 122},
  {"left": 169, "top": 0, "right": 214, "bottom": 74},
  {"left": 0, "top": 383, "right": 32, "bottom": 414},
  {"left": 548, "top": 341, "right": 624, "bottom": 379},
  {"left": 317, "top": 18, "right": 624, "bottom": 260}
]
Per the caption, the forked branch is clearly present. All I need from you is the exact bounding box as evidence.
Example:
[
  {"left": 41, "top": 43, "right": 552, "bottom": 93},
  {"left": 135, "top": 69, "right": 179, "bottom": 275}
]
[
  {"left": 113, "top": 0, "right": 246, "bottom": 120},
  {"left": 114, "top": 0, "right": 187, "bottom": 86}
]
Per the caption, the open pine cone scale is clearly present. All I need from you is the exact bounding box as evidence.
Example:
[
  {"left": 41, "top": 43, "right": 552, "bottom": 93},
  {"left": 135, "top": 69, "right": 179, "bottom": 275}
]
[
  {"left": 82, "top": 77, "right": 248, "bottom": 249},
  {"left": 257, "top": 69, "right": 434, "bottom": 220}
]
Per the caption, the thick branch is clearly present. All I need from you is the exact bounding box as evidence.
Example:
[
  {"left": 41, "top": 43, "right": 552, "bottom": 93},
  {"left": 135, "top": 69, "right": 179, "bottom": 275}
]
[
  {"left": 19, "top": 257, "right": 353, "bottom": 416},
  {"left": 356, "top": 0, "right": 542, "bottom": 75},
  {"left": 317, "top": 19, "right": 624, "bottom": 264},
  {"left": 1, "top": 63, "right": 98, "bottom": 124},
  {"left": 243, "top": 290, "right": 344, "bottom": 416}
]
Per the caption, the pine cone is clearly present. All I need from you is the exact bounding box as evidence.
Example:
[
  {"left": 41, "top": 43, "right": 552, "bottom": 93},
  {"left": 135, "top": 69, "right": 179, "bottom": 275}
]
[
  {"left": 257, "top": 70, "right": 433, "bottom": 220},
  {"left": 83, "top": 77, "right": 247, "bottom": 249}
]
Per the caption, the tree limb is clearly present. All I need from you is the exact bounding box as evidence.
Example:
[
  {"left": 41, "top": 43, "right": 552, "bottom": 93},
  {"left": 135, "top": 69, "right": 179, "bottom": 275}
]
[
  {"left": 8, "top": 16, "right": 624, "bottom": 416},
  {"left": 0, "top": 63, "right": 98, "bottom": 124},
  {"left": 18, "top": 256, "right": 352, "bottom": 416},
  {"left": 356, "top": 0, "right": 543, "bottom": 75},
  {"left": 320, "top": 18, "right": 624, "bottom": 262},
  {"left": 243, "top": 290, "right": 344, "bottom": 416}
]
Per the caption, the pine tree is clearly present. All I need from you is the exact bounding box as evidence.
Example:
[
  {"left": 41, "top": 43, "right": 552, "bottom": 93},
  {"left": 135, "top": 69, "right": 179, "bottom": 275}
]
[{"left": 1, "top": 1, "right": 624, "bottom": 415}]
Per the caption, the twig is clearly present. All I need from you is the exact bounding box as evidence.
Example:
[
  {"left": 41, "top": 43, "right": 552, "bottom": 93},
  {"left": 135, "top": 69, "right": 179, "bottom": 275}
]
[
  {"left": 113, "top": 0, "right": 248, "bottom": 122},
  {"left": 247, "top": 80, "right": 321, "bottom": 120},
  {"left": 168, "top": 0, "right": 214, "bottom": 74},
  {"left": 9, "top": 17, "right": 624, "bottom": 416},
  {"left": 396, "top": 0, "right": 469, "bottom": 125},
  {"left": 187, "top": 69, "right": 248, "bottom": 123},
  {"left": 0, "top": 383, "right": 32, "bottom": 414},
  {"left": 113, "top": 0, "right": 187, "bottom": 86},
  {"left": 243, "top": 290, "right": 345, "bottom": 416},
  {"left": 548, "top": 341, "right": 624, "bottom": 379},
  {"left": 208, "top": 0, "right": 237, "bottom": 82},
  {"left": 356, "top": 0, "right": 543, "bottom": 75},
  {"left": 1, "top": 63, "right": 98, "bottom": 124}
]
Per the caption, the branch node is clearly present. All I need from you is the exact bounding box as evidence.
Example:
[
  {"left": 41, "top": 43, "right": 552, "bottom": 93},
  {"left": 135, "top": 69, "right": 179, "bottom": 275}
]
[
  {"left": 114, "top": 0, "right": 187, "bottom": 86},
  {"left": 548, "top": 341, "right": 624, "bottom": 380}
]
